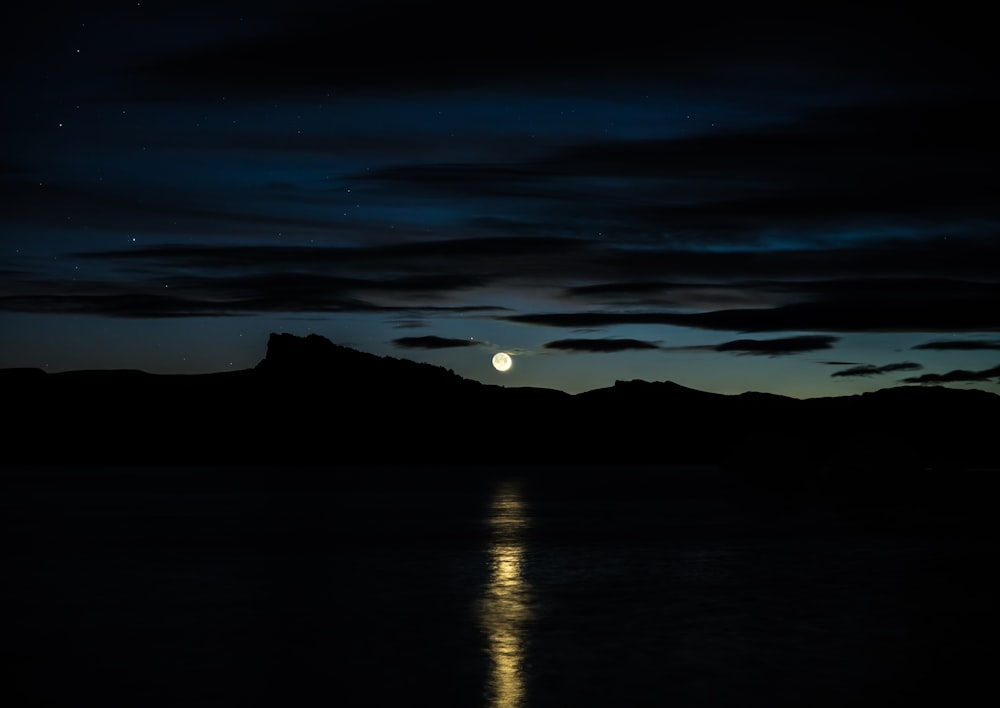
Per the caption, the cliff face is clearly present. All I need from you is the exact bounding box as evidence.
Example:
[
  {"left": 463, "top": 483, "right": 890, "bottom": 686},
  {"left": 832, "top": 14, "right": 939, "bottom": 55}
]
[
  {"left": 3, "top": 333, "right": 998, "bottom": 472},
  {"left": 255, "top": 332, "right": 478, "bottom": 392},
  {"left": 255, "top": 332, "right": 360, "bottom": 374}
]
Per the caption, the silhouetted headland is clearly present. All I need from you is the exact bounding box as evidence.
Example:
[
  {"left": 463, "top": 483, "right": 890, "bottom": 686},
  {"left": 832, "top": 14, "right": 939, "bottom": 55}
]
[{"left": 4, "top": 333, "right": 998, "bottom": 480}]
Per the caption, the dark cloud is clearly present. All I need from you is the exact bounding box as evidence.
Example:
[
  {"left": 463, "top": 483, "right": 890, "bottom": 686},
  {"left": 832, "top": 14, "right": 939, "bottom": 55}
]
[
  {"left": 546, "top": 101, "right": 1000, "bottom": 227},
  {"left": 75, "top": 240, "right": 1000, "bottom": 291},
  {"left": 0, "top": 270, "right": 500, "bottom": 318},
  {"left": 713, "top": 336, "right": 837, "bottom": 356},
  {"left": 503, "top": 288, "right": 1000, "bottom": 333},
  {"left": 0, "top": 178, "right": 345, "bottom": 239},
  {"left": 596, "top": 240, "right": 1000, "bottom": 283},
  {"left": 901, "top": 364, "right": 1000, "bottom": 385},
  {"left": 912, "top": 340, "right": 1000, "bottom": 351},
  {"left": 134, "top": 0, "right": 994, "bottom": 99},
  {"left": 566, "top": 281, "right": 680, "bottom": 298},
  {"left": 543, "top": 338, "right": 660, "bottom": 353},
  {"left": 831, "top": 362, "right": 923, "bottom": 378},
  {"left": 77, "top": 238, "right": 587, "bottom": 270},
  {"left": 391, "top": 336, "right": 476, "bottom": 350},
  {"left": 507, "top": 268, "right": 1000, "bottom": 334},
  {"left": 0, "top": 292, "right": 237, "bottom": 319},
  {"left": 352, "top": 100, "right": 1000, "bottom": 252},
  {"left": 144, "top": 1, "right": 687, "bottom": 93},
  {"left": 4, "top": 237, "right": 998, "bottom": 338}
]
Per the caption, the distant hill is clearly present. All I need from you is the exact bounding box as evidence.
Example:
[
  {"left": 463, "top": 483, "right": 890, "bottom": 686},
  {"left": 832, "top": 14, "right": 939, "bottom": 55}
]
[{"left": 3, "top": 333, "right": 998, "bottom": 478}]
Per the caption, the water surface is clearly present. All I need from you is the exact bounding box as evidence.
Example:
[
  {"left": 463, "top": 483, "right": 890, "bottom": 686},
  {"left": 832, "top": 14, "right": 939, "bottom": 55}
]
[{"left": 2, "top": 464, "right": 994, "bottom": 706}]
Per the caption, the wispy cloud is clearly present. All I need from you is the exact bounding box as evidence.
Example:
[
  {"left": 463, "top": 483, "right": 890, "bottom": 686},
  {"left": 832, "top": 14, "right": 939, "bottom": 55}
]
[
  {"left": 901, "top": 363, "right": 1000, "bottom": 385},
  {"left": 5, "top": 240, "right": 999, "bottom": 341},
  {"left": 666, "top": 335, "right": 839, "bottom": 356},
  {"left": 831, "top": 362, "right": 922, "bottom": 378},
  {"left": 392, "top": 336, "right": 477, "bottom": 350},
  {"left": 912, "top": 339, "right": 1000, "bottom": 351},
  {"left": 713, "top": 335, "right": 837, "bottom": 356},
  {"left": 543, "top": 338, "right": 661, "bottom": 353}
]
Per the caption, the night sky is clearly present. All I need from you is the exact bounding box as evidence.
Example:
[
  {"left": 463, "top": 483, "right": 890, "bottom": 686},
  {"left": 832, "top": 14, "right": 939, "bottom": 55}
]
[{"left": 3, "top": 0, "right": 998, "bottom": 397}]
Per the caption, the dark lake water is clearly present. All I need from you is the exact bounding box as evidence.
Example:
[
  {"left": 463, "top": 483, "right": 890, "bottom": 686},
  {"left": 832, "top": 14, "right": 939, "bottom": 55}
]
[{"left": 2, "top": 464, "right": 995, "bottom": 707}]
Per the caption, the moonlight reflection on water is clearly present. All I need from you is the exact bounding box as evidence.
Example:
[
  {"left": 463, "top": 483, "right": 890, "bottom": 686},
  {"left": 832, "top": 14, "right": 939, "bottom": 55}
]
[{"left": 480, "top": 481, "right": 532, "bottom": 708}]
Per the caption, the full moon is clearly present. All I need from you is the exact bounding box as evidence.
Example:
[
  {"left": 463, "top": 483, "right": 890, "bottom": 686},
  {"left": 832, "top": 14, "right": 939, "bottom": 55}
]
[{"left": 492, "top": 352, "right": 512, "bottom": 372}]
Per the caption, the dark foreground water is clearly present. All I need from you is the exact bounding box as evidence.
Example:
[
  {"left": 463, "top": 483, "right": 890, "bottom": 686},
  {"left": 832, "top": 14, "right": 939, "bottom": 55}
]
[{"left": 2, "top": 465, "right": 996, "bottom": 707}]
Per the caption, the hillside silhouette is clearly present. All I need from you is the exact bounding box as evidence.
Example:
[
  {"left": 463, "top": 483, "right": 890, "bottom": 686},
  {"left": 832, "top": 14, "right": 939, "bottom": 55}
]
[{"left": 3, "top": 333, "right": 998, "bottom": 479}]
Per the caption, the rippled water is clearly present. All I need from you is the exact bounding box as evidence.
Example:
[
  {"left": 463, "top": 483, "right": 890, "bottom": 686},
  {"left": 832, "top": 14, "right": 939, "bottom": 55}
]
[
  {"left": 480, "top": 481, "right": 531, "bottom": 708},
  {"left": 2, "top": 465, "right": 995, "bottom": 706}
]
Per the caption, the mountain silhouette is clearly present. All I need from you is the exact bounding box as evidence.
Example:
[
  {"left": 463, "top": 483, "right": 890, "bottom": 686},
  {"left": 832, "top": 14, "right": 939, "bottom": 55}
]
[{"left": 3, "top": 333, "right": 998, "bottom": 482}]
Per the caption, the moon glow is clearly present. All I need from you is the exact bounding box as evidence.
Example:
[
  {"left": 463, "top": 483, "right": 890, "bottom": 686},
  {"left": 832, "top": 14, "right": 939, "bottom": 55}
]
[{"left": 492, "top": 352, "right": 512, "bottom": 372}]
